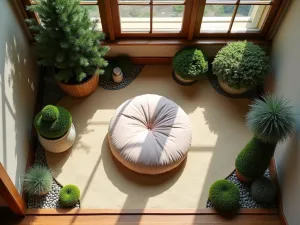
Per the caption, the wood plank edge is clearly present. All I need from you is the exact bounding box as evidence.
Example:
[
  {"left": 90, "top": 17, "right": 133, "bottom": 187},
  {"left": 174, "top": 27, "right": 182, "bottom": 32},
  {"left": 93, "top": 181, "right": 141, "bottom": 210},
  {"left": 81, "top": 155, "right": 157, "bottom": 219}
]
[{"left": 26, "top": 208, "right": 278, "bottom": 216}]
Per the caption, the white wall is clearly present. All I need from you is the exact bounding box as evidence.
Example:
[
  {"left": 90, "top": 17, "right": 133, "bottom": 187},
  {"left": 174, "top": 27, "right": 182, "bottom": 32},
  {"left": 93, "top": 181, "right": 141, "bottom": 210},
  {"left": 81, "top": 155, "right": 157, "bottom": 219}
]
[
  {"left": 272, "top": 1, "right": 300, "bottom": 225},
  {"left": 0, "top": 1, "right": 37, "bottom": 193}
]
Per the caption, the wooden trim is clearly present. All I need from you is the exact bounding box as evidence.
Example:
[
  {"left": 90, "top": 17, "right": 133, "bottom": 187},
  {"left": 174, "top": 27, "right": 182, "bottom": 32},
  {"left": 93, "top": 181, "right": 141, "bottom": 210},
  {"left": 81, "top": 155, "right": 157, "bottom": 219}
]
[
  {"left": 111, "top": 0, "right": 121, "bottom": 38},
  {"left": 228, "top": 0, "right": 241, "bottom": 34},
  {"left": 181, "top": 0, "right": 193, "bottom": 36},
  {"left": 150, "top": 0, "right": 153, "bottom": 33},
  {"left": 103, "top": 38, "right": 271, "bottom": 46},
  {"left": 26, "top": 208, "right": 278, "bottom": 215},
  {"left": 130, "top": 57, "right": 172, "bottom": 64},
  {"left": 104, "top": 0, "right": 116, "bottom": 40},
  {"left": 267, "top": 0, "right": 291, "bottom": 40},
  {"left": 98, "top": 0, "right": 110, "bottom": 36},
  {"left": 0, "top": 163, "right": 26, "bottom": 216},
  {"left": 269, "top": 158, "right": 288, "bottom": 225},
  {"left": 193, "top": 0, "right": 205, "bottom": 39}
]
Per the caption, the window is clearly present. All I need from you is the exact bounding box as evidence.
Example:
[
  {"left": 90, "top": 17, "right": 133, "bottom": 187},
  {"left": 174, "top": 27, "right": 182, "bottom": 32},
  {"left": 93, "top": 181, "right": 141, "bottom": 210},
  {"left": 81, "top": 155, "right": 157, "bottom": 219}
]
[{"left": 19, "top": 0, "right": 286, "bottom": 40}]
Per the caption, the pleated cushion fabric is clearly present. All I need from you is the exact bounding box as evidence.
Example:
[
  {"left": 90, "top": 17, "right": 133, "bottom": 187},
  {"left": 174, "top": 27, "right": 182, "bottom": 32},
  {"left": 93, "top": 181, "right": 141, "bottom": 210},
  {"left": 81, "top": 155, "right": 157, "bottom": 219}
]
[{"left": 108, "top": 94, "right": 192, "bottom": 175}]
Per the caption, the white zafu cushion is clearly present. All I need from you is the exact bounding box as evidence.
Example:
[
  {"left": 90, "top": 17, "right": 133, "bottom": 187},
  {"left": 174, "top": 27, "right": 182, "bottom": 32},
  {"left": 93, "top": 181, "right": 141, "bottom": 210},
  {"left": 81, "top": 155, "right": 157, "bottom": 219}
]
[{"left": 108, "top": 94, "right": 192, "bottom": 175}]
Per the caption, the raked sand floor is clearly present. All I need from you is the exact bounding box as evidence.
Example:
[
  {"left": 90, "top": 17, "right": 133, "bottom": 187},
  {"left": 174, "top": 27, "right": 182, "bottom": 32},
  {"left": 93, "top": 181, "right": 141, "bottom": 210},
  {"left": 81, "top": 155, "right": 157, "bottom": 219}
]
[{"left": 46, "top": 65, "right": 253, "bottom": 209}]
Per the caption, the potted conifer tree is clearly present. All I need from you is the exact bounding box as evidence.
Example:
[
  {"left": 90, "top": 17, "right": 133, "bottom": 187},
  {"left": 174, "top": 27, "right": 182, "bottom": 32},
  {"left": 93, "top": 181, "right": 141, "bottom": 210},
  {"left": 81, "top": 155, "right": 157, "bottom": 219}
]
[{"left": 27, "top": 0, "right": 109, "bottom": 97}]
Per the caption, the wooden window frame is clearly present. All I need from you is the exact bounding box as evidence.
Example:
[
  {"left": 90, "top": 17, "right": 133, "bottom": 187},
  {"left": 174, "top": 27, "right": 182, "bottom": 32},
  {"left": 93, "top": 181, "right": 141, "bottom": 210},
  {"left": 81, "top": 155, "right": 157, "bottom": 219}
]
[{"left": 18, "top": 0, "right": 289, "bottom": 41}]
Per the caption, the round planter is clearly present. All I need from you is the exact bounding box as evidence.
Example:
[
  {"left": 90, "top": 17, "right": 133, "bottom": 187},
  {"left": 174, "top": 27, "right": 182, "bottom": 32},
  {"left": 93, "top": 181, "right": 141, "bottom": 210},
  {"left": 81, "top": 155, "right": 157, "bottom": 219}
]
[
  {"left": 38, "top": 123, "right": 76, "bottom": 153},
  {"left": 218, "top": 78, "right": 250, "bottom": 95},
  {"left": 235, "top": 169, "right": 252, "bottom": 183},
  {"left": 58, "top": 74, "right": 99, "bottom": 97},
  {"left": 174, "top": 71, "right": 197, "bottom": 84}
]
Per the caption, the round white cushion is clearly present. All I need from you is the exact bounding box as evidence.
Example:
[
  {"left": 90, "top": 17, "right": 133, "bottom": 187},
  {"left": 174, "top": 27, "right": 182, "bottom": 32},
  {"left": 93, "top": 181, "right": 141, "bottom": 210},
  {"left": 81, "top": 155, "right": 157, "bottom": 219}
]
[{"left": 108, "top": 94, "right": 192, "bottom": 175}]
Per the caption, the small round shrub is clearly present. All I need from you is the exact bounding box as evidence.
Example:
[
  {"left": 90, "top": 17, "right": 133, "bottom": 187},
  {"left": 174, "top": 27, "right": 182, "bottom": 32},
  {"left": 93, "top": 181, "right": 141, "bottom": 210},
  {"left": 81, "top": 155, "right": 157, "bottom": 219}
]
[
  {"left": 251, "top": 177, "right": 276, "bottom": 203},
  {"left": 235, "top": 137, "right": 276, "bottom": 180},
  {"left": 59, "top": 184, "right": 80, "bottom": 207},
  {"left": 212, "top": 41, "right": 269, "bottom": 89},
  {"left": 172, "top": 48, "right": 209, "bottom": 80},
  {"left": 34, "top": 105, "right": 72, "bottom": 139},
  {"left": 247, "top": 95, "right": 295, "bottom": 143},
  {"left": 24, "top": 165, "right": 53, "bottom": 195},
  {"left": 209, "top": 180, "right": 240, "bottom": 212}
]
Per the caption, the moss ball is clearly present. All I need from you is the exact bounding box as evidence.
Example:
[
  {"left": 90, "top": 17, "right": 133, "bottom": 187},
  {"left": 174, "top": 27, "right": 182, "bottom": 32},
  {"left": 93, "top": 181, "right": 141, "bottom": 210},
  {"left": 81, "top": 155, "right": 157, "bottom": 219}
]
[
  {"left": 209, "top": 180, "right": 240, "bottom": 213},
  {"left": 172, "top": 48, "right": 208, "bottom": 80},
  {"left": 34, "top": 105, "right": 72, "bottom": 139},
  {"left": 251, "top": 177, "right": 276, "bottom": 203},
  {"left": 59, "top": 184, "right": 80, "bottom": 207}
]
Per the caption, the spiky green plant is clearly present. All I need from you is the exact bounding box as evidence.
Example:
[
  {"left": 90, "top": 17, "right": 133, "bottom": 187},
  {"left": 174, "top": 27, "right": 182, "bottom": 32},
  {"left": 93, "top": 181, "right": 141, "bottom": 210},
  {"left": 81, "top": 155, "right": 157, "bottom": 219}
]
[
  {"left": 24, "top": 165, "right": 53, "bottom": 195},
  {"left": 251, "top": 177, "right": 276, "bottom": 203},
  {"left": 209, "top": 180, "right": 240, "bottom": 213},
  {"left": 59, "top": 185, "right": 80, "bottom": 207},
  {"left": 247, "top": 95, "right": 295, "bottom": 143}
]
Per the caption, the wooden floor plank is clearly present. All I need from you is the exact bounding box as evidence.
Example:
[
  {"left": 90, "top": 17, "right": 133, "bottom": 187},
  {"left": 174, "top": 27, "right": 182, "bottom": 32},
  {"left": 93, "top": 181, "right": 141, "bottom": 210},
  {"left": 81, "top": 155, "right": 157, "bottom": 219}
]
[{"left": 12, "top": 214, "right": 282, "bottom": 225}]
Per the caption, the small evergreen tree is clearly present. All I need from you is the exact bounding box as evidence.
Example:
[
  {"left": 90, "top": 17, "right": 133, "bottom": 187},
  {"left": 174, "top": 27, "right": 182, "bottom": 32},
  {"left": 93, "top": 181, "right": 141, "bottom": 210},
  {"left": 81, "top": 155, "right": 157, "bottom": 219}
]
[{"left": 27, "top": 0, "right": 109, "bottom": 83}]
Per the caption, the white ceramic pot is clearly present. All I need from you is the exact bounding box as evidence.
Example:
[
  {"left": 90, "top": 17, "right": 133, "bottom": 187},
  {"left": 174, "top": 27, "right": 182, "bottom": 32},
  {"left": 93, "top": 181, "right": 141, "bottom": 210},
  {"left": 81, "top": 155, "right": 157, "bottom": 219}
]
[
  {"left": 218, "top": 78, "right": 250, "bottom": 95},
  {"left": 38, "top": 123, "right": 76, "bottom": 153},
  {"left": 113, "top": 67, "right": 123, "bottom": 83},
  {"left": 174, "top": 72, "right": 195, "bottom": 84}
]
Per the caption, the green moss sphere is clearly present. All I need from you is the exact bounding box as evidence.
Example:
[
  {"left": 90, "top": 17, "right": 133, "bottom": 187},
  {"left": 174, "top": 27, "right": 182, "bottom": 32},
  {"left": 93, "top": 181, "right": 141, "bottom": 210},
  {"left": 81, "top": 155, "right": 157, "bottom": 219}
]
[
  {"left": 59, "top": 184, "right": 80, "bottom": 207},
  {"left": 235, "top": 137, "right": 276, "bottom": 180},
  {"left": 172, "top": 48, "right": 208, "bottom": 80},
  {"left": 34, "top": 105, "right": 72, "bottom": 139},
  {"left": 251, "top": 177, "right": 276, "bottom": 203},
  {"left": 212, "top": 41, "right": 269, "bottom": 89},
  {"left": 209, "top": 180, "right": 240, "bottom": 213}
]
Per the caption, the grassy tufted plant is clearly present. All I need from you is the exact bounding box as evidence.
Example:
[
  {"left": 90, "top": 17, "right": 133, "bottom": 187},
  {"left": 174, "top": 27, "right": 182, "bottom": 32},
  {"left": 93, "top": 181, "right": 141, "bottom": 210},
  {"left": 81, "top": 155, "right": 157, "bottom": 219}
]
[
  {"left": 24, "top": 165, "right": 53, "bottom": 195},
  {"left": 34, "top": 105, "right": 72, "bottom": 139},
  {"left": 251, "top": 177, "right": 276, "bottom": 203},
  {"left": 209, "top": 180, "right": 240, "bottom": 213},
  {"left": 235, "top": 137, "right": 276, "bottom": 180},
  {"left": 172, "top": 48, "right": 209, "bottom": 80},
  {"left": 212, "top": 41, "right": 269, "bottom": 89},
  {"left": 247, "top": 95, "right": 295, "bottom": 143},
  {"left": 59, "top": 184, "right": 80, "bottom": 207}
]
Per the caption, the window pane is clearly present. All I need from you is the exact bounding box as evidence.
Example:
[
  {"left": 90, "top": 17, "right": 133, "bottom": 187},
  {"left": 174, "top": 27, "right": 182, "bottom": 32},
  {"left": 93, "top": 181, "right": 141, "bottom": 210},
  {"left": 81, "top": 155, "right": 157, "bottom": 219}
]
[
  {"left": 119, "top": 6, "right": 150, "bottom": 32},
  {"left": 83, "top": 6, "right": 102, "bottom": 31},
  {"left": 201, "top": 5, "right": 235, "bottom": 32},
  {"left": 152, "top": 5, "right": 184, "bottom": 32},
  {"left": 153, "top": 0, "right": 185, "bottom": 3},
  {"left": 231, "top": 5, "right": 270, "bottom": 32}
]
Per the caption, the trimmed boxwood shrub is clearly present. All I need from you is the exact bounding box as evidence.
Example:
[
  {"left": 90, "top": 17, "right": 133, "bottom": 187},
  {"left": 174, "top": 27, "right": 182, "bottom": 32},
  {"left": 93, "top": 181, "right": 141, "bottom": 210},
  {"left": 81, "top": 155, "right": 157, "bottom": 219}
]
[
  {"left": 251, "top": 177, "right": 276, "bottom": 203},
  {"left": 247, "top": 95, "right": 295, "bottom": 144},
  {"left": 34, "top": 105, "right": 72, "bottom": 139},
  {"left": 235, "top": 137, "right": 276, "bottom": 180},
  {"left": 59, "top": 184, "right": 80, "bottom": 207},
  {"left": 212, "top": 41, "right": 269, "bottom": 89},
  {"left": 209, "top": 180, "right": 240, "bottom": 213},
  {"left": 172, "top": 48, "right": 208, "bottom": 80}
]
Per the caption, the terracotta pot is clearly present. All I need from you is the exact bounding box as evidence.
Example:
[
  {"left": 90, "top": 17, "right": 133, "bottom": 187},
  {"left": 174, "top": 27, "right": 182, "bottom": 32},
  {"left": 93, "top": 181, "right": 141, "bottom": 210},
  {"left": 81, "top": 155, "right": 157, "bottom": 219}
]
[
  {"left": 218, "top": 78, "right": 250, "bottom": 95},
  {"left": 58, "top": 74, "right": 99, "bottom": 97},
  {"left": 38, "top": 123, "right": 76, "bottom": 153},
  {"left": 235, "top": 169, "right": 252, "bottom": 183},
  {"left": 174, "top": 71, "right": 196, "bottom": 84}
]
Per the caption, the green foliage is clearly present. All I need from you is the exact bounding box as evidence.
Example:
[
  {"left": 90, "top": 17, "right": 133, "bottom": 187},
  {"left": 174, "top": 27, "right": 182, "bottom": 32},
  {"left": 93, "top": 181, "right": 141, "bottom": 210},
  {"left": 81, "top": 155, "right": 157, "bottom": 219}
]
[
  {"left": 172, "top": 5, "right": 184, "bottom": 16},
  {"left": 247, "top": 95, "right": 295, "bottom": 143},
  {"left": 235, "top": 137, "right": 276, "bottom": 180},
  {"left": 59, "top": 184, "right": 80, "bottom": 207},
  {"left": 172, "top": 48, "right": 209, "bottom": 80},
  {"left": 251, "top": 177, "right": 276, "bottom": 203},
  {"left": 209, "top": 180, "right": 240, "bottom": 213},
  {"left": 24, "top": 165, "right": 53, "bottom": 195},
  {"left": 27, "top": 0, "right": 109, "bottom": 83},
  {"left": 212, "top": 41, "right": 269, "bottom": 89},
  {"left": 34, "top": 105, "right": 72, "bottom": 139}
]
